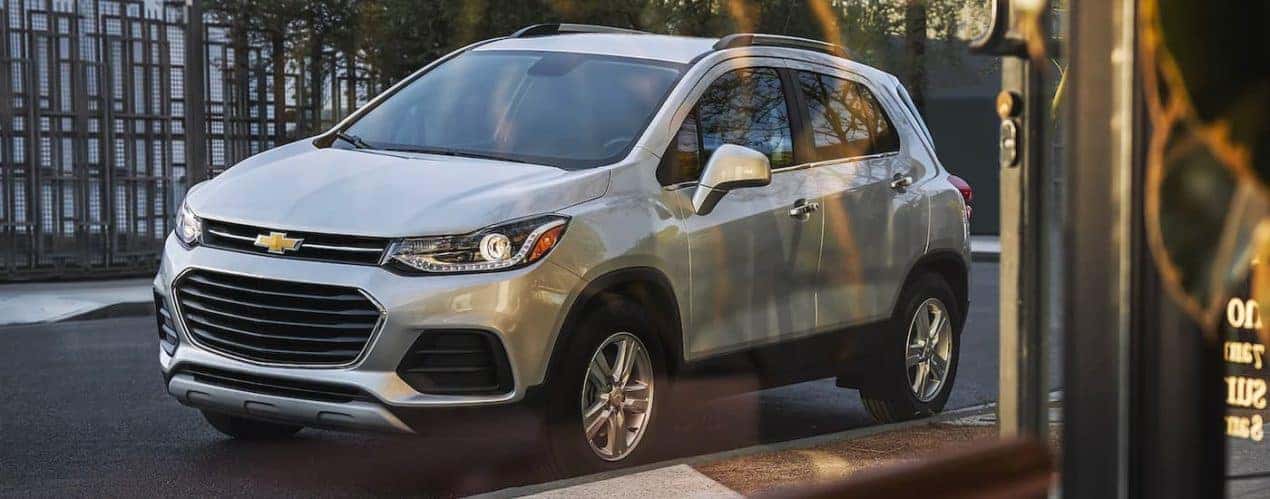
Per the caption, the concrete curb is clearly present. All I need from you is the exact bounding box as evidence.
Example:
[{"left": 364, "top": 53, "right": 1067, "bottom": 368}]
[
  {"left": 0, "top": 300, "right": 153, "bottom": 327},
  {"left": 0, "top": 278, "right": 153, "bottom": 327},
  {"left": 475, "top": 402, "right": 997, "bottom": 498},
  {"left": 58, "top": 301, "right": 154, "bottom": 323}
]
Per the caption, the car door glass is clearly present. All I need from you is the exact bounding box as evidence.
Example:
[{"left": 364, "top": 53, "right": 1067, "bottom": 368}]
[
  {"left": 797, "top": 71, "right": 903, "bottom": 160},
  {"left": 896, "top": 84, "right": 936, "bottom": 150},
  {"left": 697, "top": 68, "right": 794, "bottom": 169},
  {"left": 853, "top": 82, "right": 901, "bottom": 155},
  {"left": 796, "top": 71, "right": 872, "bottom": 161},
  {"left": 657, "top": 109, "right": 702, "bottom": 186}
]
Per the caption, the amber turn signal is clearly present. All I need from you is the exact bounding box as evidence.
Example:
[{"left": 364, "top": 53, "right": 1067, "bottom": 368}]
[{"left": 528, "top": 225, "right": 566, "bottom": 264}]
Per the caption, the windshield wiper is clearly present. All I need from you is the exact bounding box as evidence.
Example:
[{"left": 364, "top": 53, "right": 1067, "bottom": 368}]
[
  {"left": 380, "top": 145, "right": 537, "bottom": 166},
  {"left": 335, "top": 131, "right": 372, "bottom": 149}
]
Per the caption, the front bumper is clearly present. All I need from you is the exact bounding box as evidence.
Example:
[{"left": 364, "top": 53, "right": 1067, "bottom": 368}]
[
  {"left": 167, "top": 372, "right": 414, "bottom": 433},
  {"left": 155, "top": 235, "right": 582, "bottom": 429}
]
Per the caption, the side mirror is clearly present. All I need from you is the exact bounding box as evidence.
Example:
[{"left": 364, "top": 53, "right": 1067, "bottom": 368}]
[{"left": 692, "top": 144, "right": 772, "bottom": 215}]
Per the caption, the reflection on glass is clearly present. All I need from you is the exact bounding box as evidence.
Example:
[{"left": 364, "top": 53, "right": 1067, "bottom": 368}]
[
  {"left": 658, "top": 109, "right": 703, "bottom": 186},
  {"left": 344, "top": 51, "right": 683, "bottom": 169},
  {"left": 697, "top": 68, "right": 795, "bottom": 169},
  {"left": 796, "top": 71, "right": 900, "bottom": 161},
  {"left": 1225, "top": 272, "right": 1269, "bottom": 490}
]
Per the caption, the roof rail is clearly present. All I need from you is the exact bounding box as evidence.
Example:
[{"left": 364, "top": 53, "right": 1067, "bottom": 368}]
[
  {"left": 713, "top": 33, "right": 847, "bottom": 58},
  {"left": 510, "top": 23, "right": 647, "bottom": 38}
]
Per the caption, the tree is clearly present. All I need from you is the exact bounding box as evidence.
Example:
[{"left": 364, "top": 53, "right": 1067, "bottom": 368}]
[
  {"left": 256, "top": 0, "right": 303, "bottom": 144},
  {"left": 199, "top": 0, "right": 988, "bottom": 139},
  {"left": 358, "top": 0, "right": 453, "bottom": 84},
  {"left": 203, "top": 0, "right": 253, "bottom": 157},
  {"left": 904, "top": 0, "right": 928, "bottom": 110},
  {"left": 295, "top": 0, "right": 359, "bottom": 133}
]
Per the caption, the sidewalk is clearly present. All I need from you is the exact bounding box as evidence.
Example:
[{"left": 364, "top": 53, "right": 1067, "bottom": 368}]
[
  {"left": 483, "top": 401, "right": 1052, "bottom": 498},
  {"left": 0, "top": 278, "right": 153, "bottom": 326},
  {"left": 970, "top": 234, "right": 1000, "bottom": 261}
]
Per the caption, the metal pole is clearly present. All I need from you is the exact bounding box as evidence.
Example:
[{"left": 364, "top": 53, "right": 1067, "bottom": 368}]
[
  {"left": 973, "top": 0, "right": 1051, "bottom": 439},
  {"left": 997, "top": 55, "right": 1050, "bottom": 437},
  {"left": 183, "top": 0, "right": 206, "bottom": 186},
  {"left": 1063, "top": 0, "right": 1227, "bottom": 496},
  {"left": 1062, "top": 0, "right": 1136, "bottom": 496}
]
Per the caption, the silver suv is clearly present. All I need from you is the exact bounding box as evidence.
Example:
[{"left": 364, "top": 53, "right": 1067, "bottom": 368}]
[{"left": 154, "top": 24, "right": 970, "bottom": 472}]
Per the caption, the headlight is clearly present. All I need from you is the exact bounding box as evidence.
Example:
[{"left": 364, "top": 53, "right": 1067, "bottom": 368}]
[
  {"left": 175, "top": 201, "right": 202, "bottom": 247},
  {"left": 386, "top": 215, "right": 569, "bottom": 274}
]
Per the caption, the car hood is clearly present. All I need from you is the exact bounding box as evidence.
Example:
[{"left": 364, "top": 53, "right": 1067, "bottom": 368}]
[{"left": 185, "top": 141, "right": 609, "bottom": 237}]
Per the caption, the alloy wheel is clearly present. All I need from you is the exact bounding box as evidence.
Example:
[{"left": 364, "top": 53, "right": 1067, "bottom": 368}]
[
  {"left": 905, "top": 298, "right": 954, "bottom": 402},
  {"left": 580, "top": 332, "right": 654, "bottom": 461}
]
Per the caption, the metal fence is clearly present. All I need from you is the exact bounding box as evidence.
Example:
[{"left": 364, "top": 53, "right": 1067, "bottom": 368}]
[{"left": 0, "top": 0, "right": 366, "bottom": 280}]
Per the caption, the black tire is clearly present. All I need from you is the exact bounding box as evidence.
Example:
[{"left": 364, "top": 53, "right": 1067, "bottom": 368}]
[
  {"left": 544, "top": 295, "right": 669, "bottom": 476},
  {"left": 202, "top": 411, "right": 302, "bottom": 440},
  {"left": 861, "top": 273, "right": 962, "bottom": 424}
]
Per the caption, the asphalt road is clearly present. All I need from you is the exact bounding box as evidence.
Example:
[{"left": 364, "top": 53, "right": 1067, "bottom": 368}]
[{"left": 0, "top": 263, "right": 1001, "bottom": 498}]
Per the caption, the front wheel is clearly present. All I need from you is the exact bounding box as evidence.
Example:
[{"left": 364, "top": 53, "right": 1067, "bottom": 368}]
[
  {"left": 201, "top": 411, "right": 302, "bottom": 440},
  {"left": 861, "top": 273, "right": 961, "bottom": 424},
  {"left": 544, "top": 297, "right": 667, "bottom": 475}
]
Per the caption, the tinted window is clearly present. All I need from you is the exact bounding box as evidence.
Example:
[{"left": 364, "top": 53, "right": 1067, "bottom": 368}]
[
  {"left": 657, "top": 109, "right": 702, "bottom": 185},
  {"left": 342, "top": 51, "right": 683, "bottom": 170},
  {"left": 796, "top": 71, "right": 901, "bottom": 160},
  {"left": 697, "top": 68, "right": 795, "bottom": 169},
  {"left": 858, "top": 82, "right": 901, "bottom": 154},
  {"left": 896, "top": 84, "right": 935, "bottom": 149}
]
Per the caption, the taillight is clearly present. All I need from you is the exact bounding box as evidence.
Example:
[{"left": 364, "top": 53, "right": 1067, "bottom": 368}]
[{"left": 948, "top": 174, "right": 973, "bottom": 221}]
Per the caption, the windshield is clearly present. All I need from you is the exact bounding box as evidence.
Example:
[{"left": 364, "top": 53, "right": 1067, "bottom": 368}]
[{"left": 341, "top": 50, "right": 685, "bottom": 170}]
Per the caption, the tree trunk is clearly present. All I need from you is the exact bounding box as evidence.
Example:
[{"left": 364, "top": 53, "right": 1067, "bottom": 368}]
[
  {"left": 344, "top": 49, "right": 357, "bottom": 119},
  {"left": 270, "top": 34, "right": 288, "bottom": 144},
  {"left": 904, "top": 0, "right": 928, "bottom": 113},
  {"left": 231, "top": 16, "right": 250, "bottom": 161},
  {"left": 307, "top": 37, "right": 324, "bottom": 135}
]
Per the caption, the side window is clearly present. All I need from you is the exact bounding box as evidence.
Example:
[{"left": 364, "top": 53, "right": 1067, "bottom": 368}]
[
  {"left": 855, "top": 82, "right": 901, "bottom": 154},
  {"left": 797, "top": 71, "right": 872, "bottom": 160},
  {"left": 796, "top": 71, "right": 902, "bottom": 161},
  {"left": 697, "top": 68, "right": 795, "bottom": 169},
  {"left": 896, "top": 84, "right": 935, "bottom": 149},
  {"left": 657, "top": 109, "right": 702, "bottom": 186}
]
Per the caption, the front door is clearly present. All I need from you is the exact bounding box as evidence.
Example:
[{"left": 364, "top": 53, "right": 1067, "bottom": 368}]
[{"left": 667, "top": 66, "right": 823, "bottom": 359}]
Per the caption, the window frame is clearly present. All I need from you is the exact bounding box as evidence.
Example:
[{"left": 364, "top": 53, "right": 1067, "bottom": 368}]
[
  {"left": 656, "top": 108, "right": 704, "bottom": 186},
  {"left": 661, "top": 59, "right": 911, "bottom": 191},
  {"left": 656, "top": 63, "right": 807, "bottom": 188},
  {"left": 789, "top": 69, "right": 904, "bottom": 163}
]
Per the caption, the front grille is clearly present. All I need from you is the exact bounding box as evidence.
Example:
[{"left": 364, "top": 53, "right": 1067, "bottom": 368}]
[
  {"left": 397, "top": 331, "right": 513, "bottom": 395},
  {"left": 181, "top": 365, "right": 374, "bottom": 403},
  {"left": 155, "top": 291, "right": 179, "bottom": 355},
  {"left": 173, "top": 269, "right": 382, "bottom": 366},
  {"left": 202, "top": 218, "right": 389, "bottom": 265}
]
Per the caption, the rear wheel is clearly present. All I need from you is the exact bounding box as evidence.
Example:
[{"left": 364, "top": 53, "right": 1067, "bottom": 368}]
[
  {"left": 861, "top": 274, "right": 961, "bottom": 423},
  {"left": 544, "top": 297, "right": 667, "bottom": 475},
  {"left": 201, "top": 411, "right": 302, "bottom": 440}
]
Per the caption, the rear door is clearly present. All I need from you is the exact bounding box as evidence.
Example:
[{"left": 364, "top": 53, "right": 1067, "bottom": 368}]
[{"left": 790, "top": 69, "right": 910, "bottom": 329}]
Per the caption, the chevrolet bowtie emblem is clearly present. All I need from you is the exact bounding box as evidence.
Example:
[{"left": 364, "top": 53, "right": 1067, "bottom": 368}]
[{"left": 253, "top": 231, "right": 303, "bottom": 254}]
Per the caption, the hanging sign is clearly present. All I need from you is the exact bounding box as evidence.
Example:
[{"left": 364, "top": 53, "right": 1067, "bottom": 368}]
[{"left": 1225, "top": 283, "right": 1267, "bottom": 442}]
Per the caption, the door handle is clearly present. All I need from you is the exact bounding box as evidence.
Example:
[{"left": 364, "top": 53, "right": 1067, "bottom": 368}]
[
  {"left": 789, "top": 199, "right": 820, "bottom": 219},
  {"left": 890, "top": 173, "right": 914, "bottom": 190}
]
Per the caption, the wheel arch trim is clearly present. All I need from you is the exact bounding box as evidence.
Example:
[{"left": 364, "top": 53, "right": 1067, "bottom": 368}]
[
  {"left": 538, "top": 267, "right": 685, "bottom": 389},
  {"left": 900, "top": 250, "right": 970, "bottom": 329}
]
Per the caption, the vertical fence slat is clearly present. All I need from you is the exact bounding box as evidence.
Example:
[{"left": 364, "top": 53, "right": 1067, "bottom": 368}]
[{"left": 1, "top": 0, "right": 365, "bottom": 280}]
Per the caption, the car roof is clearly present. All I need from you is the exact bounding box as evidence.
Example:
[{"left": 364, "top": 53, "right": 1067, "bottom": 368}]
[
  {"left": 475, "top": 33, "right": 716, "bottom": 64},
  {"left": 473, "top": 31, "right": 899, "bottom": 86}
]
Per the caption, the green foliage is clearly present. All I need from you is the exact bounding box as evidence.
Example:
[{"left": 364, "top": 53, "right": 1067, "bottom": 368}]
[{"left": 207, "top": 0, "right": 986, "bottom": 125}]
